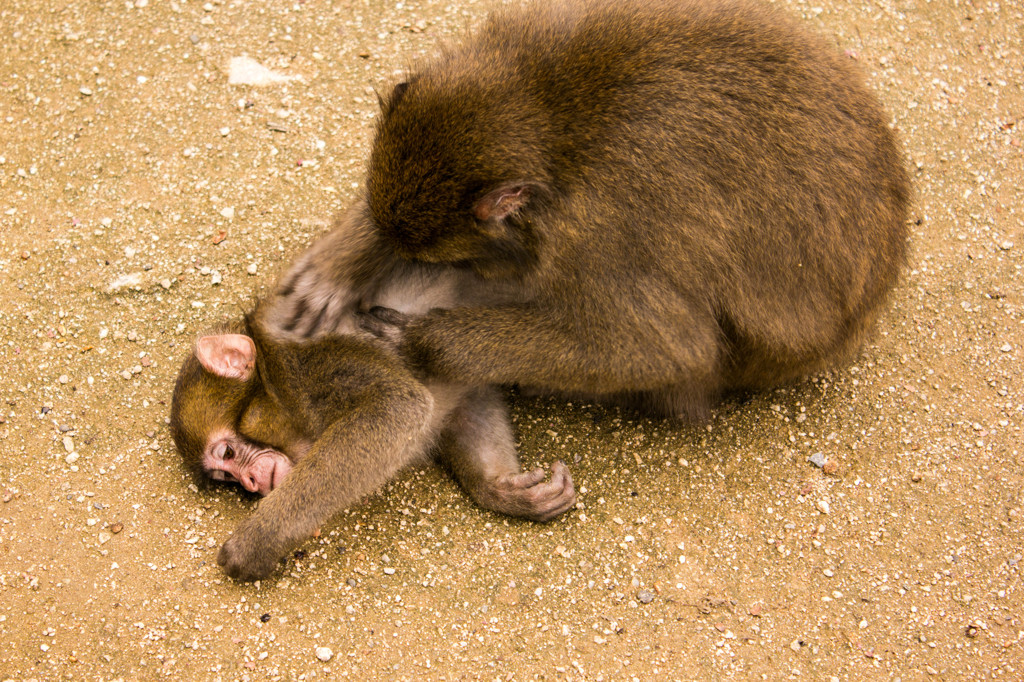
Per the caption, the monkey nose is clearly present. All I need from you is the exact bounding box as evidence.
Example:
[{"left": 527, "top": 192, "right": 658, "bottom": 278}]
[{"left": 241, "top": 475, "right": 260, "bottom": 494}]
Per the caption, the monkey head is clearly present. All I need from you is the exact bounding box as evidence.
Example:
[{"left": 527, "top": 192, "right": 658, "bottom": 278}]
[
  {"left": 170, "top": 333, "right": 297, "bottom": 496},
  {"left": 367, "top": 75, "right": 552, "bottom": 278}
]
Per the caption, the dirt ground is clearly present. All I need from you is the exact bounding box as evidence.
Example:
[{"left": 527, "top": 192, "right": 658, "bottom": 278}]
[{"left": 0, "top": 0, "right": 1021, "bottom": 679}]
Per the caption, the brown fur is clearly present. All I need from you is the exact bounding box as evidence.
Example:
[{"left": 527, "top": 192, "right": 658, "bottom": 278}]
[
  {"left": 356, "top": 0, "right": 910, "bottom": 416},
  {"left": 172, "top": 298, "right": 575, "bottom": 581}
]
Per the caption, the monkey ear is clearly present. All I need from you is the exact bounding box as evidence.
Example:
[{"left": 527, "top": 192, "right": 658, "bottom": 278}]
[
  {"left": 196, "top": 334, "right": 257, "bottom": 381},
  {"left": 474, "top": 183, "right": 534, "bottom": 222}
]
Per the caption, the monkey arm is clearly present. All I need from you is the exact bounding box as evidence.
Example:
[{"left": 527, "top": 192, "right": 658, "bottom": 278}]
[
  {"left": 403, "top": 304, "right": 722, "bottom": 396},
  {"left": 217, "top": 385, "right": 434, "bottom": 581}
]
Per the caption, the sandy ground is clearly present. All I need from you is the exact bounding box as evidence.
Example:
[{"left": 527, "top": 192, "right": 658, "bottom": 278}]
[{"left": 0, "top": 0, "right": 1021, "bottom": 679}]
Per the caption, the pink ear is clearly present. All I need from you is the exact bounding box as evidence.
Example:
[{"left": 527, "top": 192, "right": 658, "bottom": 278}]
[
  {"left": 195, "top": 334, "right": 257, "bottom": 381},
  {"left": 474, "top": 183, "right": 532, "bottom": 221}
]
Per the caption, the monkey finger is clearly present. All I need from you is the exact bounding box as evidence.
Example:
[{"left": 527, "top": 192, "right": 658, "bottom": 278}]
[
  {"left": 288, "top": 293, "right": 333, "bottom": 338},
  {"left": 367, "top": 306, "right": 410, "bottom": 328},
  {"left": 514, "top": 466, "right": 547, "bottom": 488}
]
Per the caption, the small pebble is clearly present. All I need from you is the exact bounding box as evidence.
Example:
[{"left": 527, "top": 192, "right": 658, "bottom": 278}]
[
  {"left": 246, "top": 263, "right": 259, "bottom": 275},
  {"left": 58, "top": 375, "right": 69, "bottom": 384},
  {"left": 315, "top": 646, "right": 333, "bottom": 662},
  {"left": 999, "top": 241, "right": 1014, "bottom": 250},
  {"left": 62, "top": 437, "right": 74, "bottom": 452},
  {"left": 189, "top": 34, "right": 200, "bottom": 45},
  {"left": 808, "top": 452, "right": 827, "bottom": 468},
  {"left": 219, "top": 127, "right": 230, "bottom": 136},
  {"left": 1000, "top": 343, "right": 1012, "bottom": 353},
  {"left": 211, "top": 271, "right": 222, "bottom": 286},
  {"left": 816, "top": 499, "right": 830, "bottom": 515},
  {"left": 79, "top": 87, "right": 93, "bottom": 96},
  {"left": 65, "top": 452, "right": 79, "bottom": 465},
  {"left": 636, "top": 589, "right": 655, "bottom": 604},
  {"left": 220, "top": 206, "right": 235, "bottom": 220}
]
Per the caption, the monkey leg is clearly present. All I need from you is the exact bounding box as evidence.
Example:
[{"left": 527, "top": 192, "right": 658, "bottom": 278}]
[{"left": 435, "top": 386, "right": 576, "bottom": 522}]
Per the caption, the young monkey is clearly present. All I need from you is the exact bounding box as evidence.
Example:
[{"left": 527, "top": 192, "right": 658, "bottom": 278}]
[{"left": 171, "top": 208, "right": 575, "bottom": 581}]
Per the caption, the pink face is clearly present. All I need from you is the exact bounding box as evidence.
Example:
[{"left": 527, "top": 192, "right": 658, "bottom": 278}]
[{"left": 203, "top": 429, "right": 293, "bottom": 496}]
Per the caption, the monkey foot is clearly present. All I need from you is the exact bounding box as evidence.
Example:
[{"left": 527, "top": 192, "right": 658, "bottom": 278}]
[{"left": 481, "top": 460, "right": 576, "bottom": 522}]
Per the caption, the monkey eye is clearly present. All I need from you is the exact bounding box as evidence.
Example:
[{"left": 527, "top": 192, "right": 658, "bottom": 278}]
[{"left": 222, "top": 444, "right": 235, "bottom": 461}]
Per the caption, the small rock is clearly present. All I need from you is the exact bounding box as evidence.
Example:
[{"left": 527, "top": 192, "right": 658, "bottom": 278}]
[
  {"left": 999, "top": 241, "right": 1014, "bottom": 251},
  {"left": 98, "top": 531, "right": 112, "bottom": 545},
  {"left": 106, "top": 273, "right": 143, "bottom": 293},
  {"left": 315, "top": 646, "right": 333, "bottom": 662},
  {"left": 790, "top": 639, "right": 802, "bottom": 652},
  {"left": 189, "top": 33, "right": 200, "bottom": 45},
  {"left": 911, "top": 472, "right": 922, "bottom": 482},
  {"left": 246, "top": 263, "right": 259, "bottom": 275},
  {"left": 228, "top": 56, "right": 300, "bottom": 86},
  {"left": 79, "top": 87, "right": 93, "bottom": 96},
  {"left": 65, "top": 452, "right": 79, "bottom": 465},
  {"left": 636, "top": 589, "right": 655, "bottom": 604},
  {"left": 383, "top": 567, "right": 395, "bottom": 575},
  {"left": 808, "top": 452, "right": 827, "bottom": 468},
  {"left": 58, "top": 424, "right": 71, "bottom": 433},
  {"left": 63, "top": 437, "right": 74, "bottom": 452},
  {"left": 58, "top": 375, "right": 70, "bottom": 384},
  {"left": 822, "top": 460, "right": 838, "bottom": 476},
  {"left": 110, "top": 523, "right": 123, "bottom": 534},
  {"left": 816, "top": 499, "right": 830, "bottom": 515},
  {"left": 220, "top": 206, "right": 235, "bottom": 220},
  {"left": 211, "top": 271, "right": 222, "bottom": 286},
  {"left": 1000, "top": 343, "right": 1012, "bottom": 353},
  {"left": 219, "top": 127, "right": 230, "bottom": 137}
]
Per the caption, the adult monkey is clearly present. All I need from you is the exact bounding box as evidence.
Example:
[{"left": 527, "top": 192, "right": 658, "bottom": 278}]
[
  {"left": 174, "top": 0, "right": 909, "bottom": 580},
  {"left": 273, "top": 0, "right": 909, "bottom": 416}
]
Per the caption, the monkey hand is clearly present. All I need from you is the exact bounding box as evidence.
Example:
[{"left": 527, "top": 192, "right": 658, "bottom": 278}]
[
  {"left": 263, "top": 268, "right": 356, "bottom": 339},
  {"left": 217, "top": 517, "right": 290, "bottom": 581},
  {"left": 477, "top": 461, "right": 576, "bottom": 522},
  {"left": 357, "top": 306, "right": 410, "bottom": 352}
]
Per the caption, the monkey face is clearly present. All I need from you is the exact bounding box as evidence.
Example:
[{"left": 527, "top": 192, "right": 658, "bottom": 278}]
[{"left": 202, "top": 428, "right": 293, "bottom": 496}]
